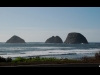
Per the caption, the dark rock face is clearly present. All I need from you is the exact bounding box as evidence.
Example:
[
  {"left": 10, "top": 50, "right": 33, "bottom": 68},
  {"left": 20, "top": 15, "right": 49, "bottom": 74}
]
[
  {"left": 64, "top": 32, "right": 88, "bottom": 44},
  {"left": 45, "top": 36, "right": 63, "bottom": 43},
  {"left": 6, "top": 35, "right": 25, "bottom": 43}
]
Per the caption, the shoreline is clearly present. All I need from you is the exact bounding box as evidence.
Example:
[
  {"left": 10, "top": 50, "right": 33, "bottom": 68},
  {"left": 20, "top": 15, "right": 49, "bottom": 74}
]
[
  {"left": 1, "top": 63, "right": 100, "bottom": 67},
  {"left": 0, "top": 54, "right": 100, "bottom": 67}
]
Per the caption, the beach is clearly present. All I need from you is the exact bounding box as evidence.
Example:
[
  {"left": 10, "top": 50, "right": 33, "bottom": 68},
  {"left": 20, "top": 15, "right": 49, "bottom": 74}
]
[{"left": 0, "top": 63, "right": 99, "bottom": 67}]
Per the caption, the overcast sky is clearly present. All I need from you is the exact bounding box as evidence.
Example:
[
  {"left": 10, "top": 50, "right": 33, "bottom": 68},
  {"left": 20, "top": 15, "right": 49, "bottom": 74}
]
[{"left": 0, "top": 7, "right": 100, "bottom": 42}]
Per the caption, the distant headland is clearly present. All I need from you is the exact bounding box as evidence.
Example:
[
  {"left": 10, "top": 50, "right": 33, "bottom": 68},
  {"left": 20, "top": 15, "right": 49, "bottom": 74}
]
[
  {"left": 45, "top": 32, "right": 88, "bottom": 44},
  {"left": 6, "top": 35, "right": 26, "bottom": 43},
  {"left": 64, "top": 32, "right": 88, "bottom": 44},
  {"left": 45, "top": 36, "right": 63, "bottom": 43},
  {"left": 5, "top": 32, "right": 88, "bottom": 44}
]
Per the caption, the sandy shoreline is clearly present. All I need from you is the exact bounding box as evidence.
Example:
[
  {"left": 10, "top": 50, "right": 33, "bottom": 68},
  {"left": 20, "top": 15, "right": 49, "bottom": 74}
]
[{"left": 0, "top": 63, "right": 100, "bottom": 67}]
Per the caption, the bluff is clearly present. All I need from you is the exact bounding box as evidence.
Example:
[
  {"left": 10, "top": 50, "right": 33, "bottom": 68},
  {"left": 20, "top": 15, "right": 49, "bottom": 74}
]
[
  {"left": 6, "top": 35, "right": 25, "bottom": 43},
  {"left": 64, "top": 32, "right": 88, "bottom": 44},
  {"left": 45, "top": 36, "right": 63, "bottom": 43}
]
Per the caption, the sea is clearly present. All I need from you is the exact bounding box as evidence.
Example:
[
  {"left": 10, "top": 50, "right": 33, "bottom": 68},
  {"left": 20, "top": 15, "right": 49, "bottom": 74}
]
[{"left": 0, "top": 42, "right": 100, "bottom": 60}]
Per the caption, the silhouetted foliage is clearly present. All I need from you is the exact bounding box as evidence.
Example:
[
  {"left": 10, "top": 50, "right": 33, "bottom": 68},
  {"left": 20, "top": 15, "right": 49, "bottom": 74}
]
[
  {"left": 0, "top": 57, "right": 12, "bottom": 62},
  {"left": 6, "top": 57, "right": 12, "bottom": 62},
  {"left": 95, "top": 51, "right": 100, "bottom": 60},
  {"left": 0, "top": 56, "right": 6, "bottom": 62}
]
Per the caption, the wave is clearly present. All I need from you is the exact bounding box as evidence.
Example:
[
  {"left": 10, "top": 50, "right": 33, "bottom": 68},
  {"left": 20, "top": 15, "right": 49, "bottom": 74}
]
[
  {"left": 20, "top": 52, "right": 25, "bottom": 54},
  {"left": 61, "top": 53, "right": 77, "bottom": 55},
  {"left": 0, "top": 53, "right": 7, "bottom": 55},
  {"left": 0, "top": 47, "right": 74, "bottom": 52},
  {"left": 0, "top": 48, "right": 100, "bottom": 58}
]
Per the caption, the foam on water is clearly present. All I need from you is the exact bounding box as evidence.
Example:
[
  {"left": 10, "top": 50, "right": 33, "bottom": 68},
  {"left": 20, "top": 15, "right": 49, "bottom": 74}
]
[
  {"left": 0, "top": 48, "right": 100, "bottom": 58},
  {"left": 0, "top": 42, "right": 100, "bottom": 59},
  {"left": 0, "top": 47, "right": 74, "bottom": 51}
]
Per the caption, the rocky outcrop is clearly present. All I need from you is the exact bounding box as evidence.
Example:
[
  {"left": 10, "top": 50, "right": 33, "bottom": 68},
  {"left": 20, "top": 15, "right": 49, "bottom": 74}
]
[
  {"left": 45, "top": 36, "right": 63, "bottom": 43},
  {"left": 64, "top": 32, "right": 88, "bottom": 44},
  {"left": 6, "top": 35, "right": 25, "bottom": 43}
]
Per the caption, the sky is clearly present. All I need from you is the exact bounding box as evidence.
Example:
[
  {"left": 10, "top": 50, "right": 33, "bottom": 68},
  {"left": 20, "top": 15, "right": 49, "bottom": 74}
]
[{"left": 0, "top": 7, "right": 100, "bottom": 42}]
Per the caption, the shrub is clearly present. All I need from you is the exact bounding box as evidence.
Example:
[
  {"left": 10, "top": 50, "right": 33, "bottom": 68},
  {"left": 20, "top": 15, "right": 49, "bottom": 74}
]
[
  {"left": 6, "top": 57, "right": 12, "bottom": 62},
  {"left": 0, "top": 56, "right": 6, "bottom": 62},
  {"left": 80, "top": 56, "right": 93, "bottom": 63},
  {"left": 13, "top": 57, "right": 26, "bottom": 62},
  {"left": 95, "top": 51, "right": 100, "bottom": 60}
]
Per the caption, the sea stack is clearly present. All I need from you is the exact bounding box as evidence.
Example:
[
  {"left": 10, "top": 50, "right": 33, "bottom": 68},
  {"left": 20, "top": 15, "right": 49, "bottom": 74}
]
[
  {"left": 6, "top": 35, "right": 25, "bottom": 43},
  {"left": 64, "top": 32, "right": 88, "bottom": 44},
  {"left": 45, "top": 36, "right": 63, "bottom": 43}
]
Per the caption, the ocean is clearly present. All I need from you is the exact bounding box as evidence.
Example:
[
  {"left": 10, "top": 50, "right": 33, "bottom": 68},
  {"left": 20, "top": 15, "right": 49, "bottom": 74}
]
[{"left": 0, "top": 42, "right": 100, "bottom": 60}]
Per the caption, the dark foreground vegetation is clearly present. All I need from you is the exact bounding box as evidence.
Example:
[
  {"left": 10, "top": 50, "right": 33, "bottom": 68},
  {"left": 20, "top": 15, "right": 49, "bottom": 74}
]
[{"left": 0, "top": 52, "right": 100, "bottom": 66}]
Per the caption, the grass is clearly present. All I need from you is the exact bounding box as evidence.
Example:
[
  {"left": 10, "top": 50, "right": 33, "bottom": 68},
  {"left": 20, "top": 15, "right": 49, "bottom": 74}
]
[{"left": 0, "top": 51, "right": 100, "bottom": 66}]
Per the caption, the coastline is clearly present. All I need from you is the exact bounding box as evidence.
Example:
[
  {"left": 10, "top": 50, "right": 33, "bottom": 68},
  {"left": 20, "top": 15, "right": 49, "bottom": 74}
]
[{"left": 1, "top": 63, "right": 100, "bottom": 67}]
